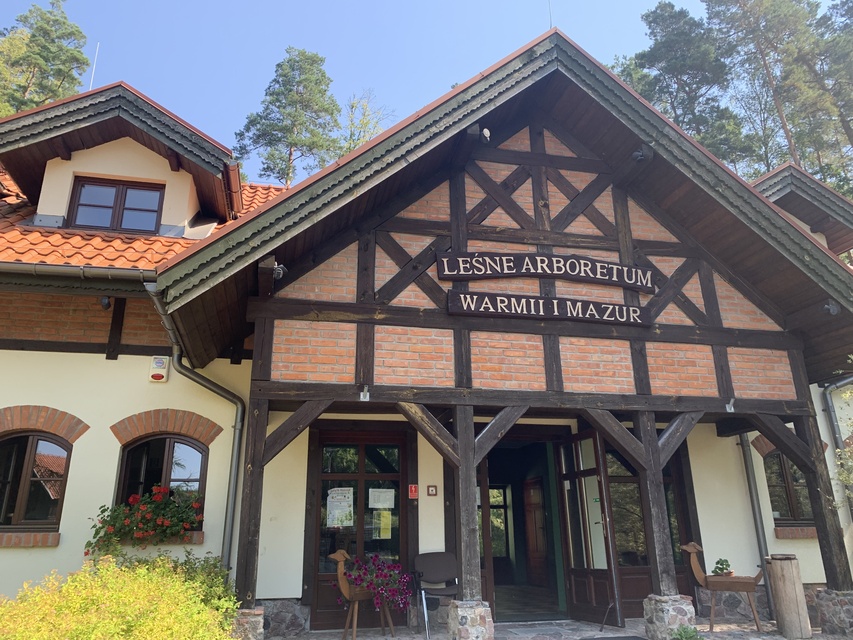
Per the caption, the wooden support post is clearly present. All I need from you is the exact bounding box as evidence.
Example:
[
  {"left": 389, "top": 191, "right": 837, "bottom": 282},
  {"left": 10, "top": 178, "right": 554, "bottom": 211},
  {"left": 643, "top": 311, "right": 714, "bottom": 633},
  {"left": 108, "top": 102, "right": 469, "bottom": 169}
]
[
  {"left": 635, "top": 411, "right": 679, "bottom": 596},
  {"left": 235, "top": 397, "right": 269, "bottom": 608},
  {"left": 454, "top": 405, "right": 481, "bottom": 600},
  {"left": 788, "top": 348, "right": 853, "bottom": 591}
]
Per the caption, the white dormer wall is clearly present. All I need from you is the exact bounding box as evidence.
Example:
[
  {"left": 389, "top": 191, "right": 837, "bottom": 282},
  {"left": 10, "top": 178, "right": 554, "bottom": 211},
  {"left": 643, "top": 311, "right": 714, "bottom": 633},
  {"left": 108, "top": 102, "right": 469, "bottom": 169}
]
[
  {"left": 36, "top": 137, "right": 200, "bottom": 236},
  {"left": 787, "top": 213, "right": 829, "bottom": 249}
]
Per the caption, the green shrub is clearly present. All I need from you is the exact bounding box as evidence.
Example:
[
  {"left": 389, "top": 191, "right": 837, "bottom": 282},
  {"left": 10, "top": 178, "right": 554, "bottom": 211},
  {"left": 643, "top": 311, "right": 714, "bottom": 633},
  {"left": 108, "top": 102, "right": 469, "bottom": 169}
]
[{"left": 0, "top": 555, "right": 237, "bottom": 639}]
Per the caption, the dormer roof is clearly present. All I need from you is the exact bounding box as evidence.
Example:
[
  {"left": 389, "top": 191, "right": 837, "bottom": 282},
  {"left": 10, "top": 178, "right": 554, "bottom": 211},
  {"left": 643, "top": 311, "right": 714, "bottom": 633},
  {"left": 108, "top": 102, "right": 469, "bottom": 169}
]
[
  {"left": 754, "top": 162, "right": 853, "bottom": 255},
  {"left": 0, "top": 82, "right": 242, "bottom": 222}
]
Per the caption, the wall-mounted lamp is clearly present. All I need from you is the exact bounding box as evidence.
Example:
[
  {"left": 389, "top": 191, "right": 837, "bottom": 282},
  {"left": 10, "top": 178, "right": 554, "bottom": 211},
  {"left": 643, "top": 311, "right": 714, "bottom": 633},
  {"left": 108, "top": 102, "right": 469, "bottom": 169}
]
[{"left": 100, "top": 296, "right": 111, "bottom": 311}]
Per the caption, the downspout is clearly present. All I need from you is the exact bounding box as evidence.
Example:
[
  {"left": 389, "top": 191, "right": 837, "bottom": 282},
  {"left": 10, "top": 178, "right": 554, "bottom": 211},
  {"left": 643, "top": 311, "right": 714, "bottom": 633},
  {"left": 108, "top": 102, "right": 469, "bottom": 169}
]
[
  {"left": 822, "top": 375, "right": 853, "bottom": 454},
  {"left": 738, "top": 433, "right": 775, "bottom": 619},
  {"left": 822, "top": 374, "right": 853, "bottom": 520},
  {"left": 145, "top": 283, "right": 245, "bottom": 572}
]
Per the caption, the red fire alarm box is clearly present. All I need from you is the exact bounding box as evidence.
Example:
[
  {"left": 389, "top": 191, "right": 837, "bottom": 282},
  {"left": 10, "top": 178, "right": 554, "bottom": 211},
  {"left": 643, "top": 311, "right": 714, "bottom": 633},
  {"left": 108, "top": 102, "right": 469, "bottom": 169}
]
[{"left": 408, "top": 484, "right": 419, "bottom": 500}]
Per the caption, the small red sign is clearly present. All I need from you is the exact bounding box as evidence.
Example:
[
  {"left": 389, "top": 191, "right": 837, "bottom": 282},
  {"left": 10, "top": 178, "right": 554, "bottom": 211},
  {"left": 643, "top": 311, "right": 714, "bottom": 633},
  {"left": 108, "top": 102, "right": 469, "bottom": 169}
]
[{"left": 408, "top": 484, "right": 419, "bottom": 500}]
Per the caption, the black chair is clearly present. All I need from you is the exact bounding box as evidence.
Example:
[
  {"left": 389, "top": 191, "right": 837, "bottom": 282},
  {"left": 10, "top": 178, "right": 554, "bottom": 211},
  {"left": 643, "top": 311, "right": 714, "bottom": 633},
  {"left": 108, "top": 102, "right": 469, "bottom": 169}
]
[{"left": 413, "top": 552, "right": 459, "bottom": 640}]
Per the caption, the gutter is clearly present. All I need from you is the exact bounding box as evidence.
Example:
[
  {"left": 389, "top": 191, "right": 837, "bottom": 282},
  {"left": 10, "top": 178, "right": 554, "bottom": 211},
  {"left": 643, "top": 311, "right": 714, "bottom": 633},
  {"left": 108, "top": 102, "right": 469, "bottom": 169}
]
[
  {"left": 0, "top": 261, "right": 156, "bottom": 281},
  {"left": 145, "top": 283, "right": 245, "bottom": 573}
]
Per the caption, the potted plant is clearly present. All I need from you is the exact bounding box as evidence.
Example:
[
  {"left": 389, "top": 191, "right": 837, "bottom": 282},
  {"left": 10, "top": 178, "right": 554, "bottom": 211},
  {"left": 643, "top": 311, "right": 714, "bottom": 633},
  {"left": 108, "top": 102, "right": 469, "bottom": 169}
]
[
  {"left": 712, "top": 557, "right": 733, "bottom": 576},
  {"left": 339, "top": 554, "right": 413, "bottom": 611},
  {"left": 85, "top": 485, "right": 203, "bottom": 557}
]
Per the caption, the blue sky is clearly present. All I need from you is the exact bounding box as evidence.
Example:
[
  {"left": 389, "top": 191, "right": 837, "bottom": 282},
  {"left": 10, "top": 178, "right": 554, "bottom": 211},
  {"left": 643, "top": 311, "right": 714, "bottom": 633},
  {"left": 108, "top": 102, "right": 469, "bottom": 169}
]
[{"left": 5, "top": 1, "right": 716, "bottom": 183}]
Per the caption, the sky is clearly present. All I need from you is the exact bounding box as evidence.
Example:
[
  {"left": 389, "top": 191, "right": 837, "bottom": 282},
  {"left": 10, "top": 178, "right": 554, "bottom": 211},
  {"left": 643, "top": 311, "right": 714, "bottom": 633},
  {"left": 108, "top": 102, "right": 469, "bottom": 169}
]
[{"left": 5, "top": 0, "right": 715, "bottom": 183}]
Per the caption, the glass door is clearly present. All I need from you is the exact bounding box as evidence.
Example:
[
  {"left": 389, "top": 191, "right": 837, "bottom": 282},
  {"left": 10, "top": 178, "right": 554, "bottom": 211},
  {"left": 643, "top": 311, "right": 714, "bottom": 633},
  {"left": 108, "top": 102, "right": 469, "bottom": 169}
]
[
  {"left": 311, "top": 433, "right": 406, "bottom": 630},
  {"left": 560, "top": 429, "right": 623, "bottom": 626}
]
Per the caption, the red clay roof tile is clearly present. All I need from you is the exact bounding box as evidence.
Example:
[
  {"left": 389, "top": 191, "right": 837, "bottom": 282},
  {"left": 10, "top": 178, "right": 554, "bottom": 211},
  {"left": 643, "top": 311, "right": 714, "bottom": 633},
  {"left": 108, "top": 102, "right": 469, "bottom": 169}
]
[{"left": 0, "top": 167, "right": 283, "bottom": 271}]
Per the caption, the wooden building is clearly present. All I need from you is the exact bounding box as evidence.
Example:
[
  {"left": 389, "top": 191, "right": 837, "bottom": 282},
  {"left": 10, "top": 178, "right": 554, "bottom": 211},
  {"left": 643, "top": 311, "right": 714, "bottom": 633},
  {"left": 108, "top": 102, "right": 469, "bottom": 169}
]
[{"left": 2, "top": 30, "right": 853, "bottom": 631}]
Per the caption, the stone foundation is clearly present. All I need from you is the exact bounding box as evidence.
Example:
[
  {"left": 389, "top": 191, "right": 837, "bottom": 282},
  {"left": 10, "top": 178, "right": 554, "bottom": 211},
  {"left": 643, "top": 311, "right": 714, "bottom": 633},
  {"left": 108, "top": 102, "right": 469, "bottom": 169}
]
[
  {"left": 817, "top": 589, "right": 853, "bottom": 635},
  {"left": 448, "top": 600, "right": 494, "bottom": 640},
  {"left": 695, "top": 583, "right": 822, "bottom": 627},
  {"left": 258, "top": 598, "right": 310, "bottom": 639},
  {"left": 232, "top": 607, "right": 264, "bottom": 640},
  {"left": 644, "top": 594, "right": 695, "bottom": 640},
  {"left": 420, "top": 595, "right": 453, "bottom": 633}
]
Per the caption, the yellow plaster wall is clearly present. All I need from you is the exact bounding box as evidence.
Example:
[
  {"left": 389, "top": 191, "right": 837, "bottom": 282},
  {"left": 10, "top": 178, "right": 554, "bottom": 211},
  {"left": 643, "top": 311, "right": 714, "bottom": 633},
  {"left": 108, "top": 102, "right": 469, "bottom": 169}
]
[
  {"left": 0, "top": 351, "right": 248, "bottom": 599},
  {"left": 38, "top": 137, "right": 200, "bottom": 228}
]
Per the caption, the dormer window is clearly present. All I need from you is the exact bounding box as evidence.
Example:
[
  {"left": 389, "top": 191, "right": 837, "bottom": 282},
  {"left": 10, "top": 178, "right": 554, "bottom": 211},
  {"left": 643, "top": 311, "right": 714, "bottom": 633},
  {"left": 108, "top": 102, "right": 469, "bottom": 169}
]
[{"left": 68, "top": 177, "right": 164, "bottom": 233}]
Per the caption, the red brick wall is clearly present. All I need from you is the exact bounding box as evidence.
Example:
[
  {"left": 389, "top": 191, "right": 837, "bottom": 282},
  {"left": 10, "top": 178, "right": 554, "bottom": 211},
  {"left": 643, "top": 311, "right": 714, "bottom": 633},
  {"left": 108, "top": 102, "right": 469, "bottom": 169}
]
[
  {"left": 277, "top": 243, "right": 357, "bottom": 303},
  {"left": 271, "top": 320, "right": 356, "bottom": 383},
  {"left": 398, "top": 182, "right": 449, "bottom": 222},
  {"left": 544, "top": 130, "right": 576, "bottom": 156},
  {"left": 122, "top": 298, "right": 170, "bottom": 346},
  {"left": 647, "top": 343, "right": 718, "bottom": 397},
  {"left": 560, "top": 338, "right": 635, "bottom": 394},
  {"left": 716, "top": 274, "right": 780, "bottom": 330},
  {"left": 471, "top": 332, "right": 546, "bottom": 391},
  {"left": 109, "top": 409, "right": 223, "bottom": 446},
  {"left": 498, "top": 129, "right": 530, "bottom": 152},
  {"left": 0, "top": 293, "right": 169, "bottom": 346},
  {"left": 375, "top": 233, "right": 444, "bottom": 308},
  {"left": 628, "top": 198, "right": 678, "bottom": 242},
  {"left": 0, "top": 292, "right": 112, "bottom": 342},
  {"left": 375, "top": 326, "right": 454, "bottom": 387},
  {"left": 0, "top": 405, "right": 90, "bottom": 443},
  {"left": 728, "top": 348, "right": 796, "bottom": 399}
]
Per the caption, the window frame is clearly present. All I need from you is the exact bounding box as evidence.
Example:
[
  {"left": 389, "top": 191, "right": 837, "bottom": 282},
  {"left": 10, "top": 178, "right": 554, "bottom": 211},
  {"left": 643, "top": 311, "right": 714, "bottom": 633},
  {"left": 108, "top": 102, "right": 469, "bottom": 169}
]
[
  {"left": 0, "top": 431, "right": 71, "bottom": 532},
  {"left": 67, "top": 176, "right": 165, "bottom": 234},
  {"left": 764, "top": 450, "right": 813, "bottom": 526},
  {"left": 116, "top": 434, "right": 208, "bottom": 507}
]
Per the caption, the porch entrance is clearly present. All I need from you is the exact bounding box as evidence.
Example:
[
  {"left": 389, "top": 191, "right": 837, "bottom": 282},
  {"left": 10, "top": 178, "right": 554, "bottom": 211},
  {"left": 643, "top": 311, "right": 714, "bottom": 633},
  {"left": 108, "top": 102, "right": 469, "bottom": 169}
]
[
  {"left": 478, "top": 424, "right": 694, "bottom": 624},
  {"left": 308, "top": 429, "right": 410, "bottom": 630}
]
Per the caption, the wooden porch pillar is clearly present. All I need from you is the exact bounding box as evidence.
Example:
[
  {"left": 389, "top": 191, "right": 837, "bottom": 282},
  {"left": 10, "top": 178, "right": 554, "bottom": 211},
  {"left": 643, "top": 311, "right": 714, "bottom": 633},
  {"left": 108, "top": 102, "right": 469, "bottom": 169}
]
[
  {"left": 234, "top": 397, "right": 269, "bottom": 608},
  {"left": 635, "top": 411, "right": 679, "bottom": 596},
  {"left": 794, "top": 414, "right": 853, "bottom": 591},
  {"left": 454, "top": 404, "right": 482, "bottom": 600}
]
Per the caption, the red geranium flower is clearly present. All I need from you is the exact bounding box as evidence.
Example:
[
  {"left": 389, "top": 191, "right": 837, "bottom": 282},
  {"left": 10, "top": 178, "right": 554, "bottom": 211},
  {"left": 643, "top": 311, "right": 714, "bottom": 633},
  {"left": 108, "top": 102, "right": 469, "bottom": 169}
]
[
  {"left": 152, "top": 493, "right": 163, "bottom": 502},
  {"left": 128, "top": 494, "right": 141, "bottom": 505}
]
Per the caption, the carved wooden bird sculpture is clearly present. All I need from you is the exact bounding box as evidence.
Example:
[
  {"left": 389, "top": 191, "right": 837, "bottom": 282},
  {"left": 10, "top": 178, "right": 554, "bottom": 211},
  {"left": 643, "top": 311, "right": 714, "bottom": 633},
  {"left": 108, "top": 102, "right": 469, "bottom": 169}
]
[{"left": 329, "top": 549, "right": 395, "bottom": 640}]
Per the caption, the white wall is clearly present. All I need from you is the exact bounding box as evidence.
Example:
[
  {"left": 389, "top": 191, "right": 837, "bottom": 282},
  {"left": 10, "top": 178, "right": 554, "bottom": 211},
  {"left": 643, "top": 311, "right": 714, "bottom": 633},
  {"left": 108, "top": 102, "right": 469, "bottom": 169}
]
[{"left": 0, "top": 350, "right": 249, "bottom": 598}]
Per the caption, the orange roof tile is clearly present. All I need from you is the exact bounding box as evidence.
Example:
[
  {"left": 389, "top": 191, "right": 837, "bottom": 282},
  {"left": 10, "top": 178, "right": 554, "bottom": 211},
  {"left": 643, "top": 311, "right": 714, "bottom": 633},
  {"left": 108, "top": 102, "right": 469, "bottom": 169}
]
[{"left": 0, "top": 167, "right": 283, "bottom": 271}]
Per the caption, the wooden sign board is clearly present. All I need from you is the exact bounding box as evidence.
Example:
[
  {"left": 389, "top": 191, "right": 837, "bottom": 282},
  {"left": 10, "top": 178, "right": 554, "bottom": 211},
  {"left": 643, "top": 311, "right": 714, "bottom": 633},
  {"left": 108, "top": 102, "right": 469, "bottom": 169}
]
[
  {"left": 436, "top": 251, "right": 654, "bottom": 293},
  {"left": 447, "top": 290, "right": 650, "bottom": 326}
]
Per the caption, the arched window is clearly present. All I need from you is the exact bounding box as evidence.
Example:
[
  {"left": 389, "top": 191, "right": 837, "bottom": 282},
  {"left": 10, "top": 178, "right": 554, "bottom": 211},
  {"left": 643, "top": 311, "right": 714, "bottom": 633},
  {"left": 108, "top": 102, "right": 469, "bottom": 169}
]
[
  {"left": 0, "top": 432, "right": 71, "bottom": 530},
  {"left": 764, "top": 451, "right": 812, "bottom": 525},
  {"left": 117, "top": 435, "right": 207, "bottom": 504}
]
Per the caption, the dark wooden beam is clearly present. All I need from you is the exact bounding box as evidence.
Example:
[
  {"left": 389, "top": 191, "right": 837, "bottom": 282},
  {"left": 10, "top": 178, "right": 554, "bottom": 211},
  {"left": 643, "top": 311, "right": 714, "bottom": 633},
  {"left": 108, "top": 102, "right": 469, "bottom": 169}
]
[
  {"left": 257, "top": 255, "right": 276, "bottom": 300},
  {"left": 635, "top": 411, "right": 679, "bottom": 596},
  {"left": 253, "top": 380, "right": 812, "bottom": 415},
  {"left": 247, "top": 299, "right": 802, "bottom": 351},
  {"left": 250, "top": 317, "right": 274, "bottom": 382},
  {"left": 465, "top": 161, "right": 535, "bottom": 229},
  {"left": 580, "top": 408, "right": 647, "bottom": 471},
  {"left": 466, "top": 165, "right": 531, "bottom": 225},
  {"left": 635, "top": 252, "right": 708, "bottom": 326},
  {"left": 551, "top": 173, "right": 613, "bottom": 232},
  {"left": 262, "top": 399, "right": 333, "bottom": 467},
  {"left": 235, "top": 397, "right": 269, "bottom": 608},
  {"left": 644, "top": 258, "right": 701, "bottom": 323},
  {"left": 50, "top": 136, "right": 72, "bottom": 161},
  {"left": 659, "top": 411, "right": 704, "bottom": 465},
  {"left": 454, "top": 405, "right": 481, "bottom": 600},
  {"left": 750, "top": 413, "right": 815, "bottom": 473},
  {"left": 374, "top": 232, "right": 449, "bottom": 308},
  {"left": 166, "top": 149, "right": 181, "bottom": 172},
  {"left": 473, "top": 405, "right": 529, "bottom": 465},
  {"left": 470, "top": 147, "right": 610, "bottom": 174},
  {"left": 105, "top": 297, "right": 127, "bottom": 361},
  {"left": 396, "top": 402, "right": 460, "bottom": 468}
]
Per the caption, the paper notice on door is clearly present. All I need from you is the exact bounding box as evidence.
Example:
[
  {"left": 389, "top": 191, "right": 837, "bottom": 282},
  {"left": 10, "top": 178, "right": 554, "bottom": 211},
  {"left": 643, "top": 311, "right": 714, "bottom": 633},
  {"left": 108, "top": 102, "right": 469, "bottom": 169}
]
[
  {"left": 368, "top": 488, "right": 395, "bottom": 509},
  {"left": 373, "top": 510, "right": 391, "bottom": 539},
  {"left": 326, "top": 487, "right": 354, "bottom": 527}
]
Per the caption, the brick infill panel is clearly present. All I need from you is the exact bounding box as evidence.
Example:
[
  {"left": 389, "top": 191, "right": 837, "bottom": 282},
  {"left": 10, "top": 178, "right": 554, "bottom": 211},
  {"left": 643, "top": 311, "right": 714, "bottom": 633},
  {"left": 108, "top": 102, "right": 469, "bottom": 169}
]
[
  {"left": 0, "top": 531, "right": 61, "bottom": 547},
  {"left": 0, "top": 405, "right": 90, "bottom": 443},
  {"left": 110, "top": 409, "right": 223, "bottom": 446}
]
